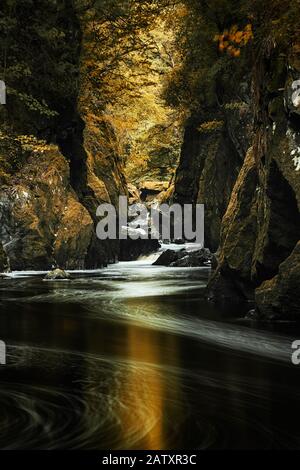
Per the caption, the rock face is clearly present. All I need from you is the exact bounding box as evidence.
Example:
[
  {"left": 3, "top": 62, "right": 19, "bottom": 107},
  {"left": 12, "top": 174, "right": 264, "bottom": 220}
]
[
  {"left": 208, "top": 41, "right": 300, "bottom": 319},
  {"left": 0, "top": 126, "right": 128, "bottom": 270},
  {"left": 0, "top": 138, "right": 94, "bottom": 270},
  {"left": 0, "top": 128, "right": 128, "bottom": 270},
  {"left": 139, "top": 180, "right": 169, "bottom": 203},
  {"left": 173, "top": 87, "right": 252, "bottom": 252},
  {"left": 207, "top": 148, "right": 258, "bottom": 301},
  {"left": 0, "top": 243, "right": 8, "bottom": 272},
  {"left": 256, "top": 241, "right": 300, "bottom": 320},
  {"left": 127, "top": 183, "right": 141, "bottom": 205},
  {"left": 0, "top": 6, "right": 128, "bottom": 271}
]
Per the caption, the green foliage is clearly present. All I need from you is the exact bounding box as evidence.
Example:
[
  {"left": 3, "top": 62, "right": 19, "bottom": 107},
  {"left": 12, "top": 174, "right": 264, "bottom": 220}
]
[
  {"left": 0, "top": 0, "right": 81, "bottom": 132},
  {"left": 164, "top": 0, "right": 300, "bottom": 119},
  {"left": 8, "top": 88, "right": 58, "bottom": 118},
  {"left": 163, "top": 0, "right": 253, "bottom": 115}
]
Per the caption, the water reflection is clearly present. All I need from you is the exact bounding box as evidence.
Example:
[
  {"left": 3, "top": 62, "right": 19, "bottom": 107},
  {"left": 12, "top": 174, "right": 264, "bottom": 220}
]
[{"left": 0, "top": 262, "right": 300, "bottom": 449}]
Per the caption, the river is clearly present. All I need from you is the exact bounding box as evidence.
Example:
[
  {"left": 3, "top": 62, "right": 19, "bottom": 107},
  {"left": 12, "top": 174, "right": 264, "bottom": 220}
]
[{"left": 0, "top": 256, "right": 300, "bottom": 449}]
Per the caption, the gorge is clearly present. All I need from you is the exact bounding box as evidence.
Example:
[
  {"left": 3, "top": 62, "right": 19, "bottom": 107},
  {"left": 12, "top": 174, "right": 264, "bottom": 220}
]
[
  {"left": 1, "top": 0, "right": 299, "bottom": 319},
  {"left": 0, "top": 0, "right": 300, "bottom": 451}
]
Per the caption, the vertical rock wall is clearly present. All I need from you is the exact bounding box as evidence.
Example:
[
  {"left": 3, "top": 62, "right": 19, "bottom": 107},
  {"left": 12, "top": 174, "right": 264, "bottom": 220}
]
[
  {"left": 0, "top": 4, "right": 127, "bottom": 271},
  {"left": 208, "top": 41, "right": 300, "bottom": 319},
  {"left": 173, "top": 82, "right": 252, "bottom": 251}
]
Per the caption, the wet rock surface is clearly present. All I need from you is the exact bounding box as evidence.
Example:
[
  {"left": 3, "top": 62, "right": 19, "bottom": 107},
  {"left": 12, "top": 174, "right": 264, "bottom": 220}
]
[
  {"left": 153, "top": 248, "right": 212, "bottom": 267},
  {"left": 208, "top": 42, "right": 300, "bottom": 319},
  {"left": 173, "top": 81, "right": 252, "bottom": 252},
  {"left": 44, "top": 268, "right": 71, "bottom": 280}
]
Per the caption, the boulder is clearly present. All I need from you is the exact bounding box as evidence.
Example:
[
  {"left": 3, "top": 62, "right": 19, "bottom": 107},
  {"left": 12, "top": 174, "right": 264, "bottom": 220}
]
[
  {"left": 174, "top": 238, "right": 185, "bottom": 245},
  {"left": 152, "top": 249, "right": 185, "bottom": 266},
  {"left": 153, "top": 248, "right": 211, "bottom": 267},
  {"left": 170, "top": 248, "right": 212, "bottom": 267},
  {"left": 44, "top": 268, "right": 71, "bottom": 280}
]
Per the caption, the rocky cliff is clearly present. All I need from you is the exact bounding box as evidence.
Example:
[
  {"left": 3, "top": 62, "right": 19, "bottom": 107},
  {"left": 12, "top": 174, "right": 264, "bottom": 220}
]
[
  {"left": 0, "top": 135, "right": 94, "bottom": 270},
  {"left": 173, "top": 80, "right": 252, "bottom": 251},
  {"left": 0, "top": 2, "right": 127, "bottom": 271},
  {"left": 0, "top": 130, "right": 126, "bottom": 270},
  {"left": 165, "top": 0, "right": 300, "bottom": 319},
  {"left": 0, "top": 242, "right": 7, "bottom": 272},
  {"left": 208, "top": 40, "right": 300, "bottom": 319}
]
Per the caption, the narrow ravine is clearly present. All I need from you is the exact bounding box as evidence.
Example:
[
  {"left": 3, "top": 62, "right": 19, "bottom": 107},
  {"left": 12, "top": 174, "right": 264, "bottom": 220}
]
[{"left": 1, "top": 0, "right": 300, "bottom": 454}]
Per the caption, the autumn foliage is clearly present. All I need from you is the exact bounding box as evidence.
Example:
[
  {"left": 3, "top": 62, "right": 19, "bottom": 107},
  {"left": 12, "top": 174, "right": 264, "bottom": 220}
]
[{"left": 214, "top": 24, "right": 253, "bottom": 57}]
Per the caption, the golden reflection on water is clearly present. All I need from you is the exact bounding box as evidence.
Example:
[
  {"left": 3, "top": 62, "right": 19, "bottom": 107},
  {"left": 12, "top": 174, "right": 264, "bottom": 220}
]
[
  {"left": 79, "top": 300, "right": 184, "bottom": 449},
  {"left": 117, "top": 305, "right": 184, "bottom": 449}
]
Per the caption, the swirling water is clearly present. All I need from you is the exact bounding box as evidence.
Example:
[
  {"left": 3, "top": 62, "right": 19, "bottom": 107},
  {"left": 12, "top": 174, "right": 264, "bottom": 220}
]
[{"left": 0, "top": 260, "right": 300, "bottom": 449}]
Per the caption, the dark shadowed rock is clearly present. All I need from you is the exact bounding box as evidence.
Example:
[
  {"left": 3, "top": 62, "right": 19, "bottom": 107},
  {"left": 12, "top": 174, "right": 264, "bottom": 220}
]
[
  {"left": 153, "top": 248, "right": 211, "bottom": 267},
  {"left": 152, "top": 249, "right": 185, "bottom": 266},
  {"left": 245, "top": 309, "right": 262, "bottom": 321},
  {"left": 0, "top": 243, "right": 8, "bottom": 272},
  {"left": 173, "top": 81, "right": 252, "bottom": 253},
  {"left": 207, "top": 148, "right": 258, "bottom": 302},
  {"left": 208, "top": 44, "right": 300, "bottom": 318},
  {"left": 119, "top": 239, "right": 160, "bottom": 261},
  {"left": 256, "top": 241, "right": 300, "bottom": 320},
  {"left": 170, "top": 248, "right": 212, "bottom": 267},
  {"left": 174, "top": 239, "right": 185, "bottom": 245}
]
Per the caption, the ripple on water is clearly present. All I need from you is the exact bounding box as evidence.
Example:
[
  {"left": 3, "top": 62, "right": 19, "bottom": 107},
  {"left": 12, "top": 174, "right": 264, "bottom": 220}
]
[
  {"left": 0, "top": 264, "right": 300, "bottom": 449},
  {"left": 0, "top": 344, "right": 299, "bottom": 449}
]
